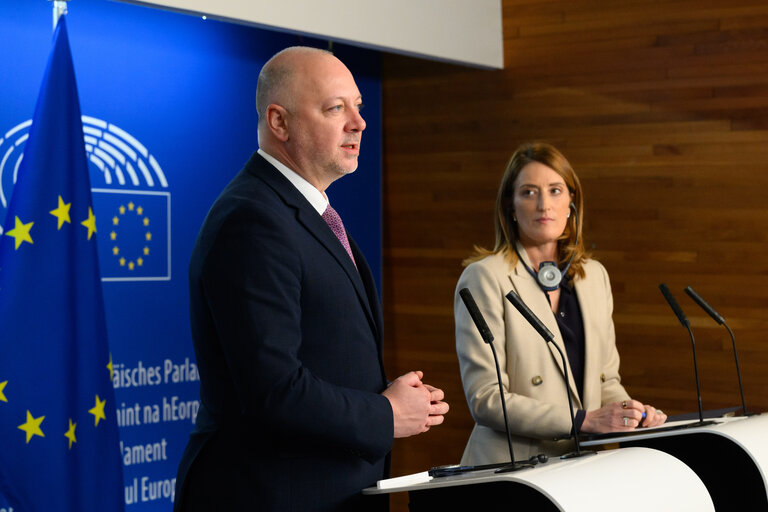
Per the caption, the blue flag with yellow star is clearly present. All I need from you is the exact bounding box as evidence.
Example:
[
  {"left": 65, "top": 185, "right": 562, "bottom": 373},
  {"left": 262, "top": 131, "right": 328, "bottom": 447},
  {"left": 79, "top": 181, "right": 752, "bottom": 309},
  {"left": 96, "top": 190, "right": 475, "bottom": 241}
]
[{"left": 0, "top": 16, "right": 124, "bottom": 512}]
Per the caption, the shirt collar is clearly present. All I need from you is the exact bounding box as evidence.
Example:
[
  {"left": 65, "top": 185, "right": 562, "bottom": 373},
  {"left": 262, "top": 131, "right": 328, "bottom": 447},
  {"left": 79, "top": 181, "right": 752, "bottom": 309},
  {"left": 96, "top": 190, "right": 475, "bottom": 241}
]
[{"left": 258, "top": 148, "right": 329, "bottom": 215}]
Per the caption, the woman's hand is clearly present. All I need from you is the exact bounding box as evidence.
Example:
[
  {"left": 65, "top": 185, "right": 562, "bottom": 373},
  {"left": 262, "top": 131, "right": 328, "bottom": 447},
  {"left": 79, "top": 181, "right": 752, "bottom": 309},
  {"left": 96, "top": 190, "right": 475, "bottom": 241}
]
[
  {"left": 582, "top": 399, "right": 649, "bottom": 433},
  {"left": 640, "top": 404, "right": 667, "bottom": 428}
]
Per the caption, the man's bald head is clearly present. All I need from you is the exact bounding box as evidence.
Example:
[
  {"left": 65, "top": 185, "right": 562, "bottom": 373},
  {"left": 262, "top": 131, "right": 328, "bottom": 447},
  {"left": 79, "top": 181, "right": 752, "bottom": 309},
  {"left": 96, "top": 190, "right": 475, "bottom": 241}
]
[{"left": 256, "top": 46, "right": 334, "bottom": 127}]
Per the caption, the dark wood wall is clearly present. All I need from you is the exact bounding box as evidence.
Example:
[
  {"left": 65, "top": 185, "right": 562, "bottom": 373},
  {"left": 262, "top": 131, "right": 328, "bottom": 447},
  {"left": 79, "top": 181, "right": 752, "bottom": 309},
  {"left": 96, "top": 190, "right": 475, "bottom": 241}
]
[{"left": 381, "top": 0, "right": 768, "bottom": 506}]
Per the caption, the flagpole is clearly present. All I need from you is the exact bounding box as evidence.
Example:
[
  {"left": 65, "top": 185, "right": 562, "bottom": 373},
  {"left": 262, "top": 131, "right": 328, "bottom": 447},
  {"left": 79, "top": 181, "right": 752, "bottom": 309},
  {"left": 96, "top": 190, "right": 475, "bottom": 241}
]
[{"left": 52, "top": 0, "right": 69, "bottom": 30}]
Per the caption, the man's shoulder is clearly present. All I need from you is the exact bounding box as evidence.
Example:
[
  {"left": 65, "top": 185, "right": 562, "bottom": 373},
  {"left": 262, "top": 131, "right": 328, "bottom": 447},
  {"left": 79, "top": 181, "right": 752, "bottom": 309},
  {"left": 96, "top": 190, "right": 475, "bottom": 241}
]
[{"left": 213, "top": 154, "right": 289, "bottom": 211}]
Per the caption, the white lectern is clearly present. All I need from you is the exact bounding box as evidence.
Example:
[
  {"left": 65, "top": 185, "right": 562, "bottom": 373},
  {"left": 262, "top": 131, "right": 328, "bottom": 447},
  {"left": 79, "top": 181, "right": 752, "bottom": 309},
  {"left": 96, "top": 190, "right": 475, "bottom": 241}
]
[
  {"left": 582, "top": 413, "right": 768, "bottom": 511},
  {"left": 364, "top": 447, "right": 714, "bottom": 511}
]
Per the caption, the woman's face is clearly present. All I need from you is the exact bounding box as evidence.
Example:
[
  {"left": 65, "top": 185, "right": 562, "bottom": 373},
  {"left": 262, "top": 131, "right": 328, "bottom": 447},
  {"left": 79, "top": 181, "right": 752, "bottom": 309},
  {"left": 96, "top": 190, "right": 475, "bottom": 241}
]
[{"left": 512, "top": 161, "right": 572, "bottom": 249}]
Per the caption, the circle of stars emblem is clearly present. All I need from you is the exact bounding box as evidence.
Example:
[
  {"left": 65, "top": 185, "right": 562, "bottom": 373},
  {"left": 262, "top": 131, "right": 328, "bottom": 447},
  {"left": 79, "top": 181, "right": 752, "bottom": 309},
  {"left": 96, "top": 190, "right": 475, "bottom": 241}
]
[{"left": 110, "top": 201, "right": 151, "bottom": 271}]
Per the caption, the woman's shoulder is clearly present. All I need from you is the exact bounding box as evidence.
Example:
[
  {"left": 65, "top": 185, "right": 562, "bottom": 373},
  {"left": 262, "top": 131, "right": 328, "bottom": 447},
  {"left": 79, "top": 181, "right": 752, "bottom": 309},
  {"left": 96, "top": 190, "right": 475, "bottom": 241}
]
[
  {"left": 458, "top": 251, "right": 513, "bottom": 288},
  {"left": 463, "top": 251, "right": 512, "bottom": 275},
  {"left": 577, "top": 257, "right": 611, "bottom": 288},
  {"left": 581, "top": 257, "right": 606, "bottom": 274}
]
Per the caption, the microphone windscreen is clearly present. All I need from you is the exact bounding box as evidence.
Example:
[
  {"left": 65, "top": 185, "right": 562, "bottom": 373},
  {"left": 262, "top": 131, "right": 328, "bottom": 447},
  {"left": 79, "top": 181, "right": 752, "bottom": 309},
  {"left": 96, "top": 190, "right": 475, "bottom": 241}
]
[
  {"left": 659, "top": 283, "right": 690, "bottom": 328},
  {"left": 684, "top": 286, "right": 725, "bottom": 325},
  {"left": 459, "top": 288, "right": 494, "bottom": 344},
  {"left": 505, "top": 289, "right": 555, "bottom": 342}
]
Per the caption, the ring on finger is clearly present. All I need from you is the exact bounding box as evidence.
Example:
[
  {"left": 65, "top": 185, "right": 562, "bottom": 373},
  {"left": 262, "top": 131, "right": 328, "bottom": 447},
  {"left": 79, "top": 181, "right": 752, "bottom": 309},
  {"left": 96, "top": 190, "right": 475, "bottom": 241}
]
[
  {"left": 657, "top": 409, "right": 664, "bottom": 416},
  {"left": 622, "top": 416, "right": 628, "bottom": 426},
  {"left": 622, "top": 400, "right": 628, "bottom": 409}
]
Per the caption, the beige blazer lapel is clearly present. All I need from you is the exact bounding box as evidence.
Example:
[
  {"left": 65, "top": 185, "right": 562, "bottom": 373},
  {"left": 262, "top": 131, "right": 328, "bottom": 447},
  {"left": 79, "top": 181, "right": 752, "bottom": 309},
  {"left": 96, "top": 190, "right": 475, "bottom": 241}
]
[
  {"left": 574, "top": 271, "right": 600, "bottom": 409},
  {"left": 509, "top": 246, "right": 584, "bottom": 410}
]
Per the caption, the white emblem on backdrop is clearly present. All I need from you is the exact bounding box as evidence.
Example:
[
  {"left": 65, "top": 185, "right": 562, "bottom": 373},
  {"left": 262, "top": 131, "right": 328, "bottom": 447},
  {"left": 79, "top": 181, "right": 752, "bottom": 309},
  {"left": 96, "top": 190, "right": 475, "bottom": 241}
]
[{"left": 0, "top": 116, "right": 171, "bottom": 282}]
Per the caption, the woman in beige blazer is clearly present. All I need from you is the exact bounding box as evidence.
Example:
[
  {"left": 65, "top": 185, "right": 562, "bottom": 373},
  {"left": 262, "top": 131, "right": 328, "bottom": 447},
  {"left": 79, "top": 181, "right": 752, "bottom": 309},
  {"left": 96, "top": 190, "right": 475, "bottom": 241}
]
[{"left": 455, "top": 142, "right": 666, "bottom": 464}]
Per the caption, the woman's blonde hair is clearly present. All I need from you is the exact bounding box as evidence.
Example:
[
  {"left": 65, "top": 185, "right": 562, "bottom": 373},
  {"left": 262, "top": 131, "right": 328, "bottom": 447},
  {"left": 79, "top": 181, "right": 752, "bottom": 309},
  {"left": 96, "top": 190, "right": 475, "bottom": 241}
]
[{"left": 464, "top": 142, "right": 590, "bottom": 280}]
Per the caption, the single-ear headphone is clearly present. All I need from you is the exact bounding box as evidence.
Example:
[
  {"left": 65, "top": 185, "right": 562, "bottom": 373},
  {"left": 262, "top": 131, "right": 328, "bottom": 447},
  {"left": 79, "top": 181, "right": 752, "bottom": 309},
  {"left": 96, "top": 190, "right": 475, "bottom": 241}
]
[{"left": 514, "top": 202, "right": 580, "bottom": 292}]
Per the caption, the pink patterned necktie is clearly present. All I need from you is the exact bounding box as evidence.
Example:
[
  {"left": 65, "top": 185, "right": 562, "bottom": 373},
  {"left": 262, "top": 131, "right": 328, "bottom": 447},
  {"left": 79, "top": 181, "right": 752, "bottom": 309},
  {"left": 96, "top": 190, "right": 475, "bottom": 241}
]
[{"left": 322, "top": 205, "right": 357, "bottom": 268}]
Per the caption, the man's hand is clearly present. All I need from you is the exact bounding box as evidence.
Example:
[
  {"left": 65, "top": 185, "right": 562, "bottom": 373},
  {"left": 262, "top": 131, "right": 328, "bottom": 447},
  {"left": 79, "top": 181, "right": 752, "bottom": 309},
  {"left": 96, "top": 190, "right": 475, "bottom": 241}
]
[{"left": 383, "top": 371, "right": 449, "bottom": 438}]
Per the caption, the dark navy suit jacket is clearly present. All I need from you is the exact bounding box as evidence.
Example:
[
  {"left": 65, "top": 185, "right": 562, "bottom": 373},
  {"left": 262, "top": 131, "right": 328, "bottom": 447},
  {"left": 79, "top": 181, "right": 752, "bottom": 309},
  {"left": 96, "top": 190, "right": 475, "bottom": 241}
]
[{"left": 174, "top": 152, "right": 393, "bottom": 511}]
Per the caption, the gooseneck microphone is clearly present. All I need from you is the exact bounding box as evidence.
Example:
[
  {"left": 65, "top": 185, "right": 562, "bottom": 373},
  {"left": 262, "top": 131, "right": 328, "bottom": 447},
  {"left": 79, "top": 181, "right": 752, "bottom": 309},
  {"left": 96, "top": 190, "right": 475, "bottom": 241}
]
[
  {"left": 459, "top": 288, "right": 495, "bottom": 344},
  {"left": 458, "top": 288, "right": 533, "bottom": 473},
  {"left": 684, "top": 286, "right": 749, "bottom": 416},
  {"left": 659, "top": 283, "right": 704, "bottom": 424},
  {"left": 504, "top": 289, "right": 593, "bottom": 459}
]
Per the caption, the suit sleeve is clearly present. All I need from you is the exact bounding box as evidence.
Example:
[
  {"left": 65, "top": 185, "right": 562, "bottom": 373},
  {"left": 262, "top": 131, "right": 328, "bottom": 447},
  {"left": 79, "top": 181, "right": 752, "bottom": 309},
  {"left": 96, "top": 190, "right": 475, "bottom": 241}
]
[{"left": 199, "top": 202, "right": 393, "bottom": 463}]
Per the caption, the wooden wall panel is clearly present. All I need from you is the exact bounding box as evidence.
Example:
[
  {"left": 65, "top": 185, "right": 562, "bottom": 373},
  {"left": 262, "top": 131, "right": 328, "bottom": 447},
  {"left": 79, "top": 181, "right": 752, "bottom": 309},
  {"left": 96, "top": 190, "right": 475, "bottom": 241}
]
[{"left": 381, "top": 1, "right": 768, "bottom": 507}]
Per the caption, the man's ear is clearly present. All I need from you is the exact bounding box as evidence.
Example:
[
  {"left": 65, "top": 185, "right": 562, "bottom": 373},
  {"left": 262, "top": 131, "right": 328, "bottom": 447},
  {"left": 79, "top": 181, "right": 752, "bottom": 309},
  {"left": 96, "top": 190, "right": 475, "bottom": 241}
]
[{"left": 266, "top": 104, "right": 290, "bottom": 142}]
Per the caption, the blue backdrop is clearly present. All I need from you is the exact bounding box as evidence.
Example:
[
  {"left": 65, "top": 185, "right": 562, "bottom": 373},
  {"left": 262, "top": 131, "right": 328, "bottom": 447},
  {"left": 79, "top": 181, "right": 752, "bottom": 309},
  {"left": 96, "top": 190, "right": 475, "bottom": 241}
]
[{"left": 0, "top": 1, "right": 382, "bottom": 509}]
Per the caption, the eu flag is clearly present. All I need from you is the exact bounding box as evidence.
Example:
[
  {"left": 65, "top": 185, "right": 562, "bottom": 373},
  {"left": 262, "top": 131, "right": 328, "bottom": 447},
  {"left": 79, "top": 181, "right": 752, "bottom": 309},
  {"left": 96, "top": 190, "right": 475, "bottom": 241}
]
[{"left": 0, "top": 16, "right": 124, "bottom": 511}]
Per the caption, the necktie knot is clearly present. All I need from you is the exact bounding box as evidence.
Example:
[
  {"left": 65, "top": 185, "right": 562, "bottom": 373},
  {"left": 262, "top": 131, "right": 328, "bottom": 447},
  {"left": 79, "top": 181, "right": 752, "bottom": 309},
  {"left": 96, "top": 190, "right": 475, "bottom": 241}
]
[{"left": 322, "top": 205, "right": 356, "bottom": 268}]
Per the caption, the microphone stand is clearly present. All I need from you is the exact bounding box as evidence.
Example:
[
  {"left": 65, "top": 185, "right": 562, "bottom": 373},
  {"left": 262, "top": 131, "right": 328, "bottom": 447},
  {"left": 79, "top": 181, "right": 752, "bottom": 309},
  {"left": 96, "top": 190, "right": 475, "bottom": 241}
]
[
  {"left": 722, "top": 322, "right": 751, "bottom": 416},
  {"left": 684, "top": 322, "right": 705, "bottom": 424},
  {"left": 489, "top": 341, "right": 535, "bottom": 473},
  {"left": 505, "top": 290, "right": 595, "bottom": 459},
  {"left": 659, "top": 284, "right": 705, "bottom": 424},
  {"left": 684, "top": 286, "right": 751, "bottom": 416},
  {"left": 459, "top": 288, "right": 533, "bottom": 473}
]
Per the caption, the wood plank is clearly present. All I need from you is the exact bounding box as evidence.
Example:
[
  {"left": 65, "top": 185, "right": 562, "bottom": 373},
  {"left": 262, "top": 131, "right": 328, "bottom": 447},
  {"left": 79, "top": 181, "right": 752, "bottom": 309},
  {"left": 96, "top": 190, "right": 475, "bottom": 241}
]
[{"left": 381, "top": 3, "right": 768, "bottom": 506}]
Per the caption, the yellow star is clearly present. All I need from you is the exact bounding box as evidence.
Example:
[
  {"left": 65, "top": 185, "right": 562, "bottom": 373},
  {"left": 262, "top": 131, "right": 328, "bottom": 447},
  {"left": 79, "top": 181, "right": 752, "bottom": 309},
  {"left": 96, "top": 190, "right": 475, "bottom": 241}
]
[
  {"left": 18, "top": 410, "right": 45, "bottom": 443},
  {"left": 145, "top": 232, "right": 152, "bottom": 241},
  {"left": 119, "top": 257, "right": 126, "bottom": 266},
  {"left": 112, "top": 246, "right": 119, "bottom": 255},
  {"left": 137, "top": 206, "right": 143, "bottom": 215},
  {"left": 128, "top": 261, "right": 135, "bottom": 271},
  {"left": 143, "top": 217, "right": 149, "bottom": 226},
  {"left": 128, "top": 202, "right": 134, "bottom": 211},
  {"left": 88, "top": 395, "right": 106, "bottom": 426},
  {"left": 110, "top": 231, "right": 117, "bottom": 240},
  {"left": 0, "top": 380, "right": 7, "bottom": 402},
  {"left": 5, "top": 216, "right": 34, "bottom": 250},
  {"left": 112, "top": 216, "right": 119, "bottom": 226},
  {"left": 137, "top": 257, "right": 143, "bottom": 266},
  {"left": 81, "top": 207, "right": 97, "bottom": 240},
  {"left": 49, "top": 196, "right": 72, "bottom": 230},
  {"left": 107, "top": 354, "right": 114, "bottom": 380},
  {"left": 119, "top": 205, "right": 126, "bottom": 215},
  {"left": 64, "top": 418, "right": 77, "bottom": 449},
  {"left": 143, "top": 247, "right": 150, "bottom": 256}
]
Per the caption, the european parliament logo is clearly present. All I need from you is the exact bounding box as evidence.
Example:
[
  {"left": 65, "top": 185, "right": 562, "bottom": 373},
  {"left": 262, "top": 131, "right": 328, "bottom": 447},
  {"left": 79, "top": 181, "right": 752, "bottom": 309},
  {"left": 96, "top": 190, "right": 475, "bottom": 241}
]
[{"left": 0, "top": 116, "right": 171, "bottom": 281}]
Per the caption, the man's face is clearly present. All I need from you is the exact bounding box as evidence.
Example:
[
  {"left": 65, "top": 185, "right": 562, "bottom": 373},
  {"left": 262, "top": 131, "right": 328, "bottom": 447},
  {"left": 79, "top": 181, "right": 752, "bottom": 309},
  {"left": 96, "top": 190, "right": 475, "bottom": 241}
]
[{"left": 284, "top": 54, "right": 366, "bottom": 187}]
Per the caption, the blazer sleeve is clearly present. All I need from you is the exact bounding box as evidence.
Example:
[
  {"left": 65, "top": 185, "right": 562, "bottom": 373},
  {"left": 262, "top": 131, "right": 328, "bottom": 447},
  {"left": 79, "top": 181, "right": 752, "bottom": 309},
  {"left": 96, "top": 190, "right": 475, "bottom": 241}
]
[
  {"left": 455, "top": 258, "right": 575, "bottom": 440},
  {"left": 591, "top": 261, "right": 631, "bottom": 406},
  {"left": 198, "top": 201, "right": 393, "bottom": 463}
]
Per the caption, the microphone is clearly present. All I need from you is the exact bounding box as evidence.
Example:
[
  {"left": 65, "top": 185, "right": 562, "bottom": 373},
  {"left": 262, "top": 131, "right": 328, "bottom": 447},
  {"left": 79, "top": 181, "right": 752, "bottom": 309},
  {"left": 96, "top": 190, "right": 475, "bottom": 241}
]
[
  {"left": 683, "top": 286, "right": 724, "bottom": 324},
  {"left": 684, "top": 286, "right": 749, "bottom": 416},
  {"left": 659, "top": 283, "right": 704, "bottom": 424},
  {"left": 458, "top": 288, "right": 532, "bottom": 473},
  {"left": 504, "top": 289, "right": 594, "bottom": 459},
  {"left": 458, "top": 288, "right": 494, "bottom": 344},
  {"left": 659, "top": 282, "right": 689, "bottom": 328}
]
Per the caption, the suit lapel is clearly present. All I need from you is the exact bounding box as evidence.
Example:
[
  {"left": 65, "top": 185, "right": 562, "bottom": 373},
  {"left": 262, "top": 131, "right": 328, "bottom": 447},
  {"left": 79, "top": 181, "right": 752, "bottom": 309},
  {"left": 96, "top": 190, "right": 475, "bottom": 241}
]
[
  {"left": 509, "top": 248, "right": 583, "bottom": 409},
  {"left": 349, "top": 237, "right": 384, "bottom": 347},
  {"left": 294, "top": 206, "right": 377, "bottom": 330},
  {"left": 574, "top": 271, "right": 598, "bottom": 408},
  {"left": 246, "top": 153, "right": 378, "bottom": 337}
]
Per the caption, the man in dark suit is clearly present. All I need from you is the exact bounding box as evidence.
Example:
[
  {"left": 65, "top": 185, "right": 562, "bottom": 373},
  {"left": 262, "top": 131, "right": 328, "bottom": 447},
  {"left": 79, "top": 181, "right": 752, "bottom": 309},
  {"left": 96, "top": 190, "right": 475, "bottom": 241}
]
[{"left": 174, "top": 46, "right": 449, "bottom": 511}]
